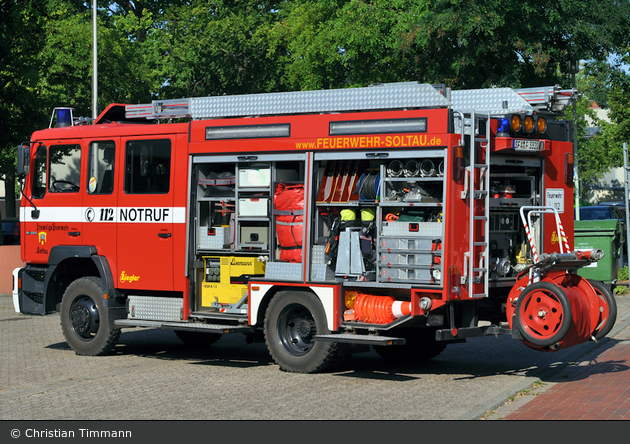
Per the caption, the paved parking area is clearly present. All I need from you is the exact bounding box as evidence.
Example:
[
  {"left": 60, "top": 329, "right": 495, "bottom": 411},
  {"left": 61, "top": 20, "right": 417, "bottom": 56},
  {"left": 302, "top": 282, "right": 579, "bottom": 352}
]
[{"left": 2, "top": 293, "right": 629, "bottom": 424}]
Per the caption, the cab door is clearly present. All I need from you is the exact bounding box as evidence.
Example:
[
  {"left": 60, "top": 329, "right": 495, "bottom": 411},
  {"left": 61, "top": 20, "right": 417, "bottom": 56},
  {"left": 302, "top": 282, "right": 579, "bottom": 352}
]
[
  {"left": 24, "top": 140, "right": 84, "bottom": 263},
  {"left": 116, "top": 137, "right": 175, "bottom": 291},
  {"left": 81, "top": 139, "right": 119, "bottom": 274}
]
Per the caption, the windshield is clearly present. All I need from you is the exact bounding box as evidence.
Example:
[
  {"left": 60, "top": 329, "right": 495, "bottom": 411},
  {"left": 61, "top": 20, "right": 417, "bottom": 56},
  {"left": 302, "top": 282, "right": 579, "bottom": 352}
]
[{"left": 580, "top": 208, "right": 613, "bottom": 220}]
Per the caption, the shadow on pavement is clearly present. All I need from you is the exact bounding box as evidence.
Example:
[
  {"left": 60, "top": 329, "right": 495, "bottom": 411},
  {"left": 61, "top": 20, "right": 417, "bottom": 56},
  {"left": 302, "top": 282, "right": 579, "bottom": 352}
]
[{"left": 43, "top": 325, "right": 628, "bottom": 383}]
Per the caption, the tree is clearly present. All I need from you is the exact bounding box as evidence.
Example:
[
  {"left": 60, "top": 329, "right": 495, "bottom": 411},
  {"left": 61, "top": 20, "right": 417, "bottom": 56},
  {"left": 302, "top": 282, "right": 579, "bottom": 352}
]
[
  {"left": 147, "top": 1, "right": 286, "bottom": 99},
  {"left": 573, "top": 48, "right": 630, "bottom": 200},
  {"left": 4, "top": 0, "right": 630, "bottom": 217},
  {"left": 0, "top": 0, "right": 50, "bottom": 218},
  {"left": 271, "top": 0, "right": 630, "bottom": 90}
]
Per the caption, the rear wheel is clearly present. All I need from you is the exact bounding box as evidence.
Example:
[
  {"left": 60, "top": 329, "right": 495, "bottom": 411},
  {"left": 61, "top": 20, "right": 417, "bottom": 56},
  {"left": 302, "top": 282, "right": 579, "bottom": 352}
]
[
  {"left": 513, "top": 281, "right": 572, "bottom": 347},
  {"left": 588, "top": 279, "right": 617, "bottom": 340},
  {"left": 264, "top": 290, "right": 337, "bottom": 373},
  {"left": 60, "top": 277, "right": 120, "bottom": 356}
]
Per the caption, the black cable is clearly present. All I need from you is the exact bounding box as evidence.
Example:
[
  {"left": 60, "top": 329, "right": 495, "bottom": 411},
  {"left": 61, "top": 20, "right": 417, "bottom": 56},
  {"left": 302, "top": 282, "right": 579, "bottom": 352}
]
[{"left": 358, "top": 173, "right": 378, "bottom": 200}]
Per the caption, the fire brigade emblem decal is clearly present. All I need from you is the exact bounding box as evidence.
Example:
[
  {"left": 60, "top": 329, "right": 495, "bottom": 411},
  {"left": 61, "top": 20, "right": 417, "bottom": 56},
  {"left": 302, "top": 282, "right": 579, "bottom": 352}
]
[{"left": 85, "top": 207, "right": 95, "bottom": 222}]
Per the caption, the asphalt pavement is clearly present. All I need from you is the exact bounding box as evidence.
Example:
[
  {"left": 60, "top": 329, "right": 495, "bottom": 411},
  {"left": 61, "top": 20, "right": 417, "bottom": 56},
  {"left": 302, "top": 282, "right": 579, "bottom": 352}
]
[{"left": 1, "top": 290, "right": 629, "bottom": 423}]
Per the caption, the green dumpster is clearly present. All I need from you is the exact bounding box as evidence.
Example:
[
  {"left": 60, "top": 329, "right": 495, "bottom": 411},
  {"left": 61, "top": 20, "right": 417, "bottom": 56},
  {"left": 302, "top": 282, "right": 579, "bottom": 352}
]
[{"left": 574, "top": 219, "right": 621, "bottom": 284}]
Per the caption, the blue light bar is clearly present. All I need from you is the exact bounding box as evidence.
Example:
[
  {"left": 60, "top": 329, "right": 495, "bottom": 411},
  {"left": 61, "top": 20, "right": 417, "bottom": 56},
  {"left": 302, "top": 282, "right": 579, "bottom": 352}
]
[
  {"left": 496, "top": 118, "right": 510, "bottom": 137},
  {"left": 50, "top": 107, "right": 74, "bottom": 128}
]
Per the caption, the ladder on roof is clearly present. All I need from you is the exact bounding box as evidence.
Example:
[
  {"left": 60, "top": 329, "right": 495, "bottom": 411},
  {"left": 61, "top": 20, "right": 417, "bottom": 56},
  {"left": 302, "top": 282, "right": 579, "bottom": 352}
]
[
  {"left": 124, "top": 82, "right": 577, "bottom": 121},
  {"left": 125, "top": 82, "right": 451, "bottom": 120},
  {"left": 456, "top": 110, "right": 491, "bottom": 298}
]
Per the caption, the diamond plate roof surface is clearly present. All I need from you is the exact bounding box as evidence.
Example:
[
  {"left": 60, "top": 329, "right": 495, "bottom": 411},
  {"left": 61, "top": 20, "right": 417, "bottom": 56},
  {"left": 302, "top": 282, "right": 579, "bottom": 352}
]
[
  {"left": 451, "top": 88, "right": 534, "bottom": 115},
  {"left": 190, "top": 82, "right": 450, "bottom": 118},
  {"left": 126, "top": 82, "right": 564, "bottom": 120}
]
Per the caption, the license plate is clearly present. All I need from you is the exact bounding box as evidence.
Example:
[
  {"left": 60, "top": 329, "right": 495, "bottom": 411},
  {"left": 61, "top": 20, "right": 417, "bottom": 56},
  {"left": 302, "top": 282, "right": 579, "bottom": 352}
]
[{"left": 513, "top": 139, "right": 544, "bottom": 151}]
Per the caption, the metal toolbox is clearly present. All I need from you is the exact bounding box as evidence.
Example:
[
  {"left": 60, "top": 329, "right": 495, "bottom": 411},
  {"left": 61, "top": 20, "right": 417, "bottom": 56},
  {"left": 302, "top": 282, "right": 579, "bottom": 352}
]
[
  {"left": 198, "top": 226, "right": 230, "bottom": 250},
  {"left": 128, "top": 296, "right": 183, "bottom": 322},
  {"left": 311, "top": 263, "right": 335, "bottom": 281},
  {"left": 264, "top": 262, "right": 303, "bottom": 281},
  {"left": 311, "top": 245, "right": 328, "bottom": 264}
]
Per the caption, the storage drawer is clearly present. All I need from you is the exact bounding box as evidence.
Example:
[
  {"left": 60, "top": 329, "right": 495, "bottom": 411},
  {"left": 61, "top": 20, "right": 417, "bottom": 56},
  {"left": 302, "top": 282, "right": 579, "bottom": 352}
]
[
  {"left": 379, "top": 252, "right": 433, "bottom": 266},
  {"left": 381, "top": 221, "right": 442, "bottom": 237},
  {"left": 238, "top": 166, "right": 270, "bottom": 187},
  {"left": 378, "top": 266, "right": 433, "bottom": 283},
  {"left": 240, "top": 226, "right": 268, "bottom": 248},
  {"left": 379, "top": 237, "right": 435, "bottom": 252},
  {"left": 238, "top": 198, "right": 269, "bottom": 216}
]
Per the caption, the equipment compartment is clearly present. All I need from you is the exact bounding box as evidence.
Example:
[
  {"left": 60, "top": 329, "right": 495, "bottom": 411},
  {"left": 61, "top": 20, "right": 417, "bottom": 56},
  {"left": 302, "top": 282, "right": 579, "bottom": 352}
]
[{"left": 313, "top": 149, "right": 446, "bottom": 285}]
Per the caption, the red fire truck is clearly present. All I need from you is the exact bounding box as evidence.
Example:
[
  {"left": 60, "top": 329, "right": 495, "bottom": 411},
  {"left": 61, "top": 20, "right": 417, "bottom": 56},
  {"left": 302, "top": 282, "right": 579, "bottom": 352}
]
[{"left": 13, "top": 82, "right": 617, "bottom": 373}]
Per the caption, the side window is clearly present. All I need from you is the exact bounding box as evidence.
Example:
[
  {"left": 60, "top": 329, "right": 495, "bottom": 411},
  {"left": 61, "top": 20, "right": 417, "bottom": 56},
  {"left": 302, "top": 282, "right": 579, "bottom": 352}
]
[
  {"left": 87, "top": 141, "right": 116, "bottom": 194},
  {"left": 32, "top": 145, "right": 48, "bottom": 199},
  {"left": 124, "top": 139, "right": 171, "bottom": 194},
  {"left": 49, "top": 144, "right": 81, "bottom": 193}
]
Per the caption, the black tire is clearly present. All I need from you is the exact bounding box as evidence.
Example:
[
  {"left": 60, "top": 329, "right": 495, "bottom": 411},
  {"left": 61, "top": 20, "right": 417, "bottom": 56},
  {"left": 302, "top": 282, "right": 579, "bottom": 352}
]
[
  {"left": 513, "top": 281, "right": 572, "bottom": 347},
  {"left": 375, "top": 328, "right": 446, "bottom": 362},
  {"left": 60, "top": 277, "right": 121, "bottom": 356},
  {"left": 588, "top": 279, "right": 618, "bottom": 340},
  {"left": 174, "top": 330, "right": 222, "bottom": 347},
  {"left": 264, "top": 290, "right": 337, "bottom": 373}
]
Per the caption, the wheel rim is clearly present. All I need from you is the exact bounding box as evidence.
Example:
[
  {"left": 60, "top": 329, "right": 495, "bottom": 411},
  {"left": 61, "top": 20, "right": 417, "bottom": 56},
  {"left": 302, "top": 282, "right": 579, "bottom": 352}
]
[
  {"left": 594, "top": 291, "right": 610, "bottom": 333},
  {"left": 517, "top": 288, "right": 565, "bottom": 341},
  {"left": 276, "top": 303, "right": 316, "bottom": 356},
  {"left": 69, "top": 296, "right": 100, "bottom": 340}
]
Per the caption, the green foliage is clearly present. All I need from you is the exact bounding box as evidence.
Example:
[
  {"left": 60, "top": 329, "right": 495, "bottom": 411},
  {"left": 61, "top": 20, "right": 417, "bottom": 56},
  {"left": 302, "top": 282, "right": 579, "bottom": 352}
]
[
  {"left": 573, "top": 47, "right": 630, "bottom": 195},
  {"left": 3, "top": 0, "right": 630, "bottom": 216},
  {"left": 618, "top": 265, "right": 629, "bottom": 281},
  {"left": 273, "top": 0, "right": 630, "bottom": 89},
  {"left": 148, "top": 1, "right": 286, "bottom": 98}
]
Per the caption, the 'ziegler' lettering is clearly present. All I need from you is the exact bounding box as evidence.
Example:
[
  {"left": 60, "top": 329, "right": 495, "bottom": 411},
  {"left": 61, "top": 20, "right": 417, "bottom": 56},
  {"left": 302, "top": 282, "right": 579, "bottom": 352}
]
[
  {"left": 119, "top": 208, "right": 170, "bottom": 222},
  {"left": 120, "top": 271, "right": 140, "bottom": 283}
]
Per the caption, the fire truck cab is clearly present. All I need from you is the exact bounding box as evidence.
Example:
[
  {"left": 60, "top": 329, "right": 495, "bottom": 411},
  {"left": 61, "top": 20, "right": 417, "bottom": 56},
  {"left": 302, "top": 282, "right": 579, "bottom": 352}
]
[{"left": 14, "top": 83, "right": 617, "bottom": 373}]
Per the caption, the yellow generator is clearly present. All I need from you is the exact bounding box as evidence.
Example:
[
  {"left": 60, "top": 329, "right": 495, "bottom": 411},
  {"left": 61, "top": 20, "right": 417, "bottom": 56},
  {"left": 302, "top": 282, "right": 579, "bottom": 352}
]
[{"left": 201, "top": 256, "right": 266, "bottom": 307}]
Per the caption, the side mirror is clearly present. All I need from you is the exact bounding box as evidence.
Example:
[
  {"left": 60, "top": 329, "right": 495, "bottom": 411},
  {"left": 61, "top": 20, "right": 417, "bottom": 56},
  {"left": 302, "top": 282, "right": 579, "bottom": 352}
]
[{"left": 16, "top": 143, "right": 30, "bottom": 177}]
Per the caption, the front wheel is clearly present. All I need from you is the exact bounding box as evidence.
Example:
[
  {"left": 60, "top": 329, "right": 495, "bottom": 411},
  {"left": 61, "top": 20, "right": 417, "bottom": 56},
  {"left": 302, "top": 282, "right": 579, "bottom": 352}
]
[
  {"left": 60, "top": 277, "right": 120, "bottom": 356},
  {"left": 264, "top": 290, "right": 337, "bottom": 373}
]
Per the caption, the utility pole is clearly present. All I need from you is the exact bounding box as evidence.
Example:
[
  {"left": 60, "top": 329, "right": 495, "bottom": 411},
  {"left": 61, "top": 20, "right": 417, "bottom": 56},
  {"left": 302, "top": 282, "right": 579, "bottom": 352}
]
[
  {"left": 569, "top": 60, "right": 580, "bottom": 219},
  {"left": 92, "top": 0, "right": 98, "bottom": 119},
  {"left": 624, "top": 142, "right": 630, "bottom": 266}
]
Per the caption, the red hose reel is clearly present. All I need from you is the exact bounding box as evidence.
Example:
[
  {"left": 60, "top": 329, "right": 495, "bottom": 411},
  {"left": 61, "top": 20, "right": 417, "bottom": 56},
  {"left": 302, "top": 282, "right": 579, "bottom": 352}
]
[{"left": 506, "top": 270, "right": 617, "bottom": 351}]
